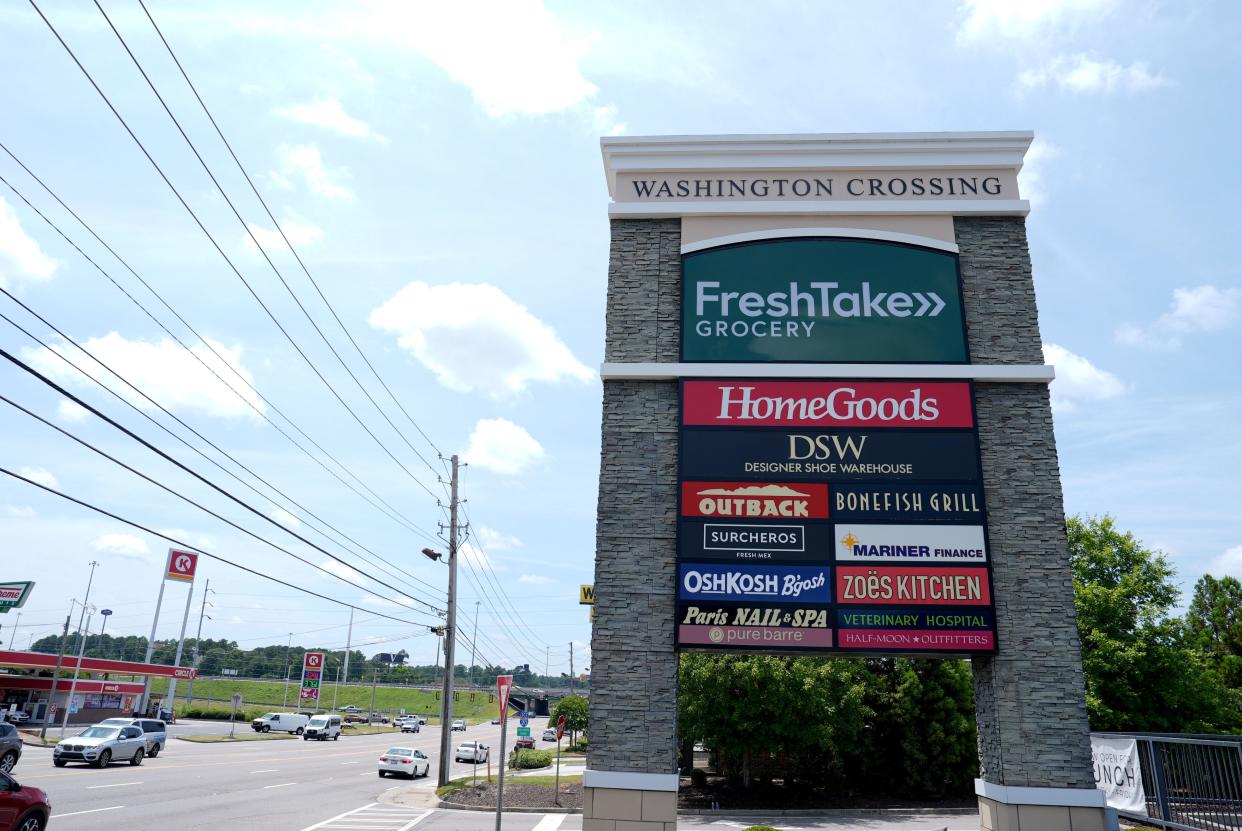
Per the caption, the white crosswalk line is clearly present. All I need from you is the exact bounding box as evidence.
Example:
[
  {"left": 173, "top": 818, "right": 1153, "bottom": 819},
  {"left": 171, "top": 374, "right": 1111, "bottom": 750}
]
[{"left": 532, "top": 815, "right": 567, "bottom": 831}]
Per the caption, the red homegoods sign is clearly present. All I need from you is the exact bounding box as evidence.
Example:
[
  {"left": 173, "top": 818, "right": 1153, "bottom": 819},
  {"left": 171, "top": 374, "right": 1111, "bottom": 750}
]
[
  {"left": 165, "top": 549, "right": 199, "bottom": 582},
  {"left": 496, "top": 674, "right": 513, "bottom": 721},
  {"left": 682, "top": 381, "right": 974, "bottom": 428},
  {"left": 681, "top": 481, "right": 829, "bottom": 519},
  {"left": 836, "top": 566, "right": 991, "bottom": 606}
]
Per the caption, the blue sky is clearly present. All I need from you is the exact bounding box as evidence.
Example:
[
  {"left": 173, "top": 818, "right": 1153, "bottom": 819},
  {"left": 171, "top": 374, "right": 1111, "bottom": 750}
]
[{"left": 0, "top": 0, "right": 1238, "bottom": 671}]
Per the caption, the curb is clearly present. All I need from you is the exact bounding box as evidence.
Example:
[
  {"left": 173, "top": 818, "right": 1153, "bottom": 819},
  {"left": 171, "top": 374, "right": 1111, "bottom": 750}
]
[
  {"left": 678, "top": 807, "right": 979, "bottom": 817},
  {"left": 437, "top": 799, "right": 579, "bottom": 814}
]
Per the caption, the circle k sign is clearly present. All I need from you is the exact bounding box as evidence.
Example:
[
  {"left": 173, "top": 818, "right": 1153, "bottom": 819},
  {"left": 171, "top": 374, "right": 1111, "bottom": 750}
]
[{"left": 165, "top": 549, "right": 199, "bottom": 582}]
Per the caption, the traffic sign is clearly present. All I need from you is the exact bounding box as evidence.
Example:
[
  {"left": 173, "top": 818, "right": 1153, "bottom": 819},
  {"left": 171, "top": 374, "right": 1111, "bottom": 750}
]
[
  {"left": 517, "top": 727, "right": 531, "bottom": 737},
  {"left": 165, "top": 549, "right": 198, "bottom": 582},
  {"left": 496, "top": 674, "right": 513, "bottom": 722},
  {"left": 519, "top": 718, "right": 528, "bottom": 727},
  {"left": 520, "top": 711, "right": 529, "bottom": 718},
  {"left": 556, "top": 715, "right": 566, "bottom": 741}
]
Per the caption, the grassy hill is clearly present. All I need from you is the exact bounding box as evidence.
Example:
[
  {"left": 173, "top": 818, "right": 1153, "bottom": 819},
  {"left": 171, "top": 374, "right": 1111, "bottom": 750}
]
[{"left": 150, "top": 676, "right": 498, "bottom": 722}]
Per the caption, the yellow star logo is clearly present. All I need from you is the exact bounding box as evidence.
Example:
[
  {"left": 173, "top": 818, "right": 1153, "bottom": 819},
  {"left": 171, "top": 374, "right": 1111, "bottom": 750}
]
[{"left": 841, "top": 533, "right": 859, "bottom": 549}]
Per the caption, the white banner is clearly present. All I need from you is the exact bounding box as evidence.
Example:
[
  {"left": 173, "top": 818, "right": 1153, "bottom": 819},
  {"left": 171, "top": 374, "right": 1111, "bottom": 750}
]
[
  {"left": 1091, "top": 736, "right": 1147, "bottom": 815},
  {"left": 835, "top": 523, "right": 988, "bottom": 562}
]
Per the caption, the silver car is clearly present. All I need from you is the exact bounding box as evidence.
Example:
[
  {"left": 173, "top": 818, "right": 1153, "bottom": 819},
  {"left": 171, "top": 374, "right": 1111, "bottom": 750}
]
[
  {"left": 99, "top": 718, "right": 167, "bottom": 757},
  {"left": 53, "top": 724, "right": 147, "bottom": 768}
]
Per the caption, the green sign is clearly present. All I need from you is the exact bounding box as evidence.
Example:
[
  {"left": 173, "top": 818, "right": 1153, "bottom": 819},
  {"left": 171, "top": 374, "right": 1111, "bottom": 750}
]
[
  {"left": 681, "top": 238, "right": 967, "bottom": 363},
  {"left": 0, "top": 581, "right": 35, "bottom": 613},
  {"left": 517, "top": 727, "right": 531, "bottom": 737}
]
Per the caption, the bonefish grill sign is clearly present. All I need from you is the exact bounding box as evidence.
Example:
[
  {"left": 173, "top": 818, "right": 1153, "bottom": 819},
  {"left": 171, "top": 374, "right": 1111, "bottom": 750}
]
[{"left": 681, "top": 238, "right": 968, "bottom": 363}]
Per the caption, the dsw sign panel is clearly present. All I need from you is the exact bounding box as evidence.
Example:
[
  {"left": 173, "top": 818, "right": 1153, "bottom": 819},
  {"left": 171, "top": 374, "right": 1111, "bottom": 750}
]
[
  {"left": 676, "top": 379, "right": 998, "bottom": 656},
  {"left": 681, "top": 238, "right": 968, "bottom": 363}
]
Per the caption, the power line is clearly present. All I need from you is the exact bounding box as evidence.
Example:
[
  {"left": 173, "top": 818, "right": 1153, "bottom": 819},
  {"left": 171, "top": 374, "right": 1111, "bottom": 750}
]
[
  {"left": 460, "top": 505, "right": 553, "bottom": 650},
  {"left": 136, "top": 0, "right": 445, "bottom": 462},
  {"left": 0, "top": 291, "right": 443, "bottom": 600},
  {"left": 0, "top": 346, "right": 444, "bottom": 615},
  {"left": 0, "top": 155, "right": 435, "bottom": 542},
  {"left": 0, "top": 466, "right": 439, "bottom": 629},
  {"left": 30, "top": 0, "right": 442, "bottom": 502}
]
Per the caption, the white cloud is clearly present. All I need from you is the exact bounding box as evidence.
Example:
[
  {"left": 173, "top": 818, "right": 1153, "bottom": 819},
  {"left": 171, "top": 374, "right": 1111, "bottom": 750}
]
[
  {"left": 369, "top": 281, "right": 593, "bottom": 397},
  {"left": 958, "top": 0, "right": 1116, "bottom": 42},
  {"left": 592, "top": 105, "right": 627, "bottom": 137},
  {"left": 518, "top": 574, "right": 552, "bottom": 585},
  {"left": 460, "top": 539, "right": 499, "bottom": 573},
  {"left": 56, "top": 399, "right": 90, "bottom": 423},
  {"left": 1042, "top": 343, "right": 1125, "bottom": 412},
  {"left": 91, "top": 533, "right": 150, "bottom": 558},
  {"left": 18, "top": 466, "right": 57, "bottom": 489},
  {"left": 320, "top": 558, "right": 363, "bottom": 583},
  {"left": 372, "top": 0, "right": 598, "bottom": 117},
  {"left": 2, "top": 504, "right": 36, "bottom": 518},
  {"left": 0, "top": 195, "right": 57, "bottom": 288},
  {"left": 244, "top": 217, "right": 324, "bottom": 252},
  {"left": 360, "top": 591, "right": 417, "bottom": 610},
  {"left": 268, "top": 506, "right": 303, "bottom": 530},
  {"left": 1018, "top": 138, "right": 1060, "bottom": 206},
  {"left": 1116, "top": 285, "right": 1242, "bottom": 349},
  {"left": 158, "top": 528, "right": 217, "bottom": 551},
  {"left": 274, "top": 144, "right": 352, "bottom": 201},
  {"left": 1213, "top": 546, "right": 1242, "bottom": 578},
  {"left": 464, "top": 418, "right": 544, "bottom": 475},
  {"left": 24, "top": 332, "right": 265, "bottom": 420},
  {"left": 273, "top": 96, "right": 387, "bottom": 143},
  {"left": 1018, "top": 54, "right": 1170, "bottom": 94},
  {"left": 478, "top": 526, "right": 523, "bottom": 552}
]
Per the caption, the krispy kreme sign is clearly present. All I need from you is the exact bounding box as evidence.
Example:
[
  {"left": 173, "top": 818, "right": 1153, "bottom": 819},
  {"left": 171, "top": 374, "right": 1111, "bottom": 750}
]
[
  {"left": 682, "top": 381, "right": 974, "bottom": 428},
  {"left": 681, "top": 481, "right": 829, "bottom": 519}
]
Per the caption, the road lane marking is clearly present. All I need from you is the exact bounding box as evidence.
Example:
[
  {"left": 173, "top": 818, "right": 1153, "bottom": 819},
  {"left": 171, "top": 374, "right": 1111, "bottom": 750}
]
[
  {"left": 56, "top": 806, "right": 126, "bottom": 818},
  {"left": 299, "top": 802, "right": 379, "bottom": 831},
  {"left": 250, "top": 768, "right": 280, "bottom": 773},
  {"left": 340, "top": 760, "right": 361, "bottom": 764},
  {"left": 86, "top": 781, "right": 142, "bottom": 789},
  {"left": 532, "top": 815, "right": 566, "bottom": 831},
  {"left": 264, "top": 781, "right": 298, "bottom": 789},
  {"left": 396, "top": 810, "right": 433, "bottom": 830}
]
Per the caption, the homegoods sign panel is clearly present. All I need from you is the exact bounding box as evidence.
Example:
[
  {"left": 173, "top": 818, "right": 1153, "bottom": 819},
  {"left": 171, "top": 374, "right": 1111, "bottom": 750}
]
[
  {"left": 682, "top": 238, "right": 968, "bottom": 363},
  {"left": 675, "top": 378, "right": 998, "bottom": 656}
]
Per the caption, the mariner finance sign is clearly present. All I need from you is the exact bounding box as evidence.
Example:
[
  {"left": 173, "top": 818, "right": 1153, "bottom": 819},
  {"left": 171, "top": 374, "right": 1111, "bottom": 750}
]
[
  {"left": 676, "top": 377, "right": 997, "bottom": 655},
  {"left": 681, "top": 238, "right": 968, "bottom": 363}
]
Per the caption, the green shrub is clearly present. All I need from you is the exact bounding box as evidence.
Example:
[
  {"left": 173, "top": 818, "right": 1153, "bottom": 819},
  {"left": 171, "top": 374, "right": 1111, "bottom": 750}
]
[
  {"left": 178, "top": 704, "right": 260, "bottom": 721},
  {"left": 689, "top": 768, "right": 708, "bottom": 788},
  {"left": 509, "top": 749, "right": 552, "bottom": 770},
  {"left": 567, "top": 736, "right": 588, "bottom": 752},
  {"left": 744, "top": 827, "right": 780, "bottom": 831}
]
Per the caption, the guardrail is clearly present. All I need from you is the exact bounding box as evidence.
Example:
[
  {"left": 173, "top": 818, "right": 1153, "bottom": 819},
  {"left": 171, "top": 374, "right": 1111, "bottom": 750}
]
[{"left": 1093, "top": 732, "right": 1242, "bottom": 831}]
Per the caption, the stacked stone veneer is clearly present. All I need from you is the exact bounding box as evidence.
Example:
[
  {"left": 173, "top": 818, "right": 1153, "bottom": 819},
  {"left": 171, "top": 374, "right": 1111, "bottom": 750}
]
[{"left": 587, "top": 216, "right": 1097, "bottom": 830}]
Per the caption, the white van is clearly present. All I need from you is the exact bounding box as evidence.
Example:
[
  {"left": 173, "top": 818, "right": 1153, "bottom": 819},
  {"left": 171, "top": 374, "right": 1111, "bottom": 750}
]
[
  {"left": 304, "top": 714, "right": 341, "bottom": 741},
  {"left": 251, "top": 712, "right": 310, "bottom": 734}
]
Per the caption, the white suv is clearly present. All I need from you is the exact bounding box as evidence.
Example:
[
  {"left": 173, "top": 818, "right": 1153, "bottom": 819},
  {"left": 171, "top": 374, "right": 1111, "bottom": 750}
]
[{"left": 454, "top": 741, "right": 489, "bottom": 763}]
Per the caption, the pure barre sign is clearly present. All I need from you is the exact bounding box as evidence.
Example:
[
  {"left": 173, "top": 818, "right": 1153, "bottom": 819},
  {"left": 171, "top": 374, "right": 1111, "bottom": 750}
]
[
  {"left": 681, "top": 238, "right": 968, "bottom": 363},
  {"left": 676, "top": 377, "right": 997, "bottom": 656}
]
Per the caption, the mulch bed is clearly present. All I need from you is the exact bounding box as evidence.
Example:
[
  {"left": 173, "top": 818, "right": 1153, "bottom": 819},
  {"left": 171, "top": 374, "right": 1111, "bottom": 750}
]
[
  {"left": 679, "top": 777, "right": 975, "bottom": 811},
  {"left": 445, "top": 781, "right": 583, "bottom": 810}
]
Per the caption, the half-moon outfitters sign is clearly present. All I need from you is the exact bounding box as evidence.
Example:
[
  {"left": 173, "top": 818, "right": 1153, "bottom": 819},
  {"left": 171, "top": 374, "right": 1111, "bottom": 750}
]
[
  {"left": 676, "top": 378, "right": 998, "bottom": 655},
  {"left": 681, "top": 238, "right": 968, "bottom": 363}
]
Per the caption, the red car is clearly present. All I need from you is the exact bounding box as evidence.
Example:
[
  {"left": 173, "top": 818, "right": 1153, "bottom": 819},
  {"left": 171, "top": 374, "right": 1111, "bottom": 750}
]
[
  {"left": 515, "top": 737, "right": 535, "bottom": 750},
  {"left": 0, "top": 769, "right": 49, "bottom": 831}
]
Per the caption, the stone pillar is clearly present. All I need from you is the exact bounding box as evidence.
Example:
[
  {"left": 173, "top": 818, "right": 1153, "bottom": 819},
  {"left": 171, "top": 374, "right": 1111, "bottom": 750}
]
[
  {"left": 957, "top": 218, "right": 1110, "bottom": 831},
  {"left": 584, "top": 219, "right": 681, "bottom": 830}
]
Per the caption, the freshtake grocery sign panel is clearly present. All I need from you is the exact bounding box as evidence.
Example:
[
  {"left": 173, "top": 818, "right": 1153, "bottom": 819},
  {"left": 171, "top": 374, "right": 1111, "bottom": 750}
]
[
  {"left": 675, "top": 379, "right": 998, "bottom": 655},
  {"left": 681, "top": 238, "right": 968, "bottom": 364}
]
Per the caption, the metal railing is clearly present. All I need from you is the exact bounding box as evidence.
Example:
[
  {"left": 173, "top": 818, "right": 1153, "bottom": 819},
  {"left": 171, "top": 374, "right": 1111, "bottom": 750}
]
[{"left": 1093, "top": 732, "right": 1242, "bottom": 831}]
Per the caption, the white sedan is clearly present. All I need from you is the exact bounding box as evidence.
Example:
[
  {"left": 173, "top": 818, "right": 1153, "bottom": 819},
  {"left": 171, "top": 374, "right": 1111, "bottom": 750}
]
[
  {"left": 378, "top": 746, "right": 429, "bottom": 779},
  {"left": 454, "top": 741, "right": 489, "bottom": 763}
]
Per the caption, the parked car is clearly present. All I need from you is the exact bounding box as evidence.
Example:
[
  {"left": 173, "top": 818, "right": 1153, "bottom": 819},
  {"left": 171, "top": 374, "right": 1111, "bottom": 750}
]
[
  {"left": 377, "top": 746, "right": 429, "bottom": 779},
  {"left": 303, "top": 715, "right": 341, "bottom": 741},
  {"left": 52, "top": 724, "right": 147, "bottom": 768},
  {"left": 514, "top": 736, "right": 535, "bottom": 750},
  {"left": 341, "top": 705, "right": 362, "bottom": 713},
  {"left": 454, "top": 741, "right": 489, "bottom": 763},
  {"left": 98, "top": 718, "right": 166, "bottom": 757},
  {"left": 490, "top": 717, "right": 502, "bottom": 724},
  {"left": 0, "top": 723, "right": 22, "bottom": 774},
  {"left": 343, "top": 713, "right": 368, "bottom": 724},
  {"left": 0, "top": 768, "right": 50, "bottom": 831},
  {"left": 415, "top": 715, "right": 428, "bottom": 725},
  {"left": 451, "top": 719, "right": 466, "bottom": 731},
  {"left": 1, "top": 711, "right": 28, "bottom": 725},
  {"left": 368, "top": 713, "right": 389, "bottom": 724},
  {"left": 251, "top": 712, "right": 309, "bottom": 735},
  {"left": 542, "top": 728, "right": 558, "bottom": 742}
]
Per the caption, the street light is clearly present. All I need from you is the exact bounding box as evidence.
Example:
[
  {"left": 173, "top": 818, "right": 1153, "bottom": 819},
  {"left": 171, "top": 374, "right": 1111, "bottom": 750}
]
[
  {"left": 98, "top": 609, "right": 113, "bottom": 637},
  {"left": 421, "top": 548, "right": 443, "bottom": 562}
]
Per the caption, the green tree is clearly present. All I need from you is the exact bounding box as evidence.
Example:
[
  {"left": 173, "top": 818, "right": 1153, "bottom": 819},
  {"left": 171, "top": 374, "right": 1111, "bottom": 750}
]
[
  {"left": 1069, "top": 515, "right": 1239, "bottom": 732},
  {"left": 1186, "top": 574, "right": 1242, "bottom": 690},
  {"left": 553, "top": 694, "right": 588, "bottom": 743}
]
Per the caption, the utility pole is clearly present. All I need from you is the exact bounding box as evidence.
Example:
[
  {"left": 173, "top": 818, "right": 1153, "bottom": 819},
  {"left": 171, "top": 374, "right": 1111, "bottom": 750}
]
[
  {"left": 59, "top": 562, "right": 99, "bottom": 736},
  {"left": 569, "top": 642, "right": 574, "bottom": 693},
  {"left": 437, "top": 454, "right": 460, "bottom": 788},
  {"left": 186, "top": 579, "right": 212, "bottom": 705},
  {"left": 6, "top": 611, "right": 20, "bottom": 650},
  {"left": 40, "top": 614, "right": 71, "bottom": 739},
  {"left": 545, "top": 645, "right": 550, "bottom": 686},
  {"left": 369, "top": 664, "right": 378, "bottom": 719},
  {"left": 282, "top": 632, "right": 293, "bottom": 708},
  {"left": 470, "top": 600, "right": 479, "bottom": 687},
  {"left": 337, "top": 607, "right": 354, "bottom": 709}
]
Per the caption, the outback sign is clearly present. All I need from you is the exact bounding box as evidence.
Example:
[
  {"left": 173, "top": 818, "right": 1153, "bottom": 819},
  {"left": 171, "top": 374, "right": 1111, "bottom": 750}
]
[{"left": 681, "top": 238, "right": 967, "bottom": 363}]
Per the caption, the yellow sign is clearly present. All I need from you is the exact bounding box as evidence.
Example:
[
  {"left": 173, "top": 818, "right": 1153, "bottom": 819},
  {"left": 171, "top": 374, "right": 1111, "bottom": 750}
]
[{"left": 579, "top": 584, "right": 594, "bottom": 605}]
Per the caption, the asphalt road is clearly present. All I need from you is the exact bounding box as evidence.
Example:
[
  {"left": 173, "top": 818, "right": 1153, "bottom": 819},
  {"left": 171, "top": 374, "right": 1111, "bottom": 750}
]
[{"left": 11, "top": 716, "right": 979, "bottom": 831}]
